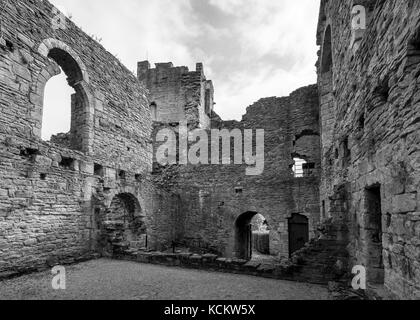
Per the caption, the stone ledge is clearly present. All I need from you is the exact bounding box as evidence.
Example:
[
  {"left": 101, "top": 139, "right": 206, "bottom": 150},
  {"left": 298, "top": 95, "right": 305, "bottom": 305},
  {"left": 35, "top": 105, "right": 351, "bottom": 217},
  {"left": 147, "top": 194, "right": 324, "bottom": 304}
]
[
  {"left": 115, "top": 251, "right": 338, "bottom": 285},
  {"left": 0, "top": 252, "right": 100, "bottom": 281}
]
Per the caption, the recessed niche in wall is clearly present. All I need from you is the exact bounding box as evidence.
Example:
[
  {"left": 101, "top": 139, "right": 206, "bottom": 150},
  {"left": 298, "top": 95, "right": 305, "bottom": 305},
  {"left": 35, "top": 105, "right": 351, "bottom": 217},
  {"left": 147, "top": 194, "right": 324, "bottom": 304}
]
[
  {"left": 20, "top": 148, "right": 40, "bottom": 159},
  {"left": 118, "top": 170, "right": 126, "bottom": 180},
  {"left": 59, "top": 157, "right": 75, "bottom": 170},
  {"left": 358, "top": 113, "right": 365, "bottom": 131},
  {"left": 0, "top": 38, "right": 14, "bottom": 52},
  {"left": 37, "top": 41, "right": 93, "bottom": 153},
  {"left": 406, "top": 28, "right": 420, "bottom": 71},
  {"left": 94, "top": 163, "right": 104, "bottom": 176},
  {"left": 371, "top": 78, "right": 390, "bottom": 109},
  {"left": 340, "top": 137, "right": 351, "bottom": 167},
  {"left": 364, "top": 184, "right": 385, "bottom": 285},
  {"left": 302, "top": 162, "right": 316, "bottom": 176}
]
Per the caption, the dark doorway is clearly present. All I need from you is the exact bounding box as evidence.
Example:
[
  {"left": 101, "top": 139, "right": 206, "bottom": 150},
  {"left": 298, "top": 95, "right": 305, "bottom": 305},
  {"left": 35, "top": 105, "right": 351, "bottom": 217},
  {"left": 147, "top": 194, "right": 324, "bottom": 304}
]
[
  {"left": 288, "top": 213, "right": 309, "bottom": 257},
  {"left": 365, "top": 185, "right": 384, "bottom": 284},
  {"left": 235, "top": 211, "right": 257, "bottom": 260}
]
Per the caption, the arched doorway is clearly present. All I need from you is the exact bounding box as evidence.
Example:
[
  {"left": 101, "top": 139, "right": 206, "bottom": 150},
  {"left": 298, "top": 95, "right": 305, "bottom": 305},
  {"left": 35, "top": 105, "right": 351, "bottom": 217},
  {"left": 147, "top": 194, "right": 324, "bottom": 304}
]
[
  {"left": 100, "top": 193, "right": 147, "bottom": 256},
  {"left": 288, "top": 213, "right": 309, "bottom": 257},
  {"left": 235, "top": 212, "right": 270, "bottom": 260}
]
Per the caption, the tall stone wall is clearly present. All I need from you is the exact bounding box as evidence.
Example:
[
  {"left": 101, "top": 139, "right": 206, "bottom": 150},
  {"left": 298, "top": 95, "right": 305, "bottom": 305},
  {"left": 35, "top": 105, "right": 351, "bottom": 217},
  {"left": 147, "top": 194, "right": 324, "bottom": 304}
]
[
  {"left": 317, "top": 0, "right": 420, "bottom": 299},
  {"left": 0, "top": 0, "right": 174, "bottom": 276},
  {"left": 153, "top": 85, "right": 321, "bottom": 258}
]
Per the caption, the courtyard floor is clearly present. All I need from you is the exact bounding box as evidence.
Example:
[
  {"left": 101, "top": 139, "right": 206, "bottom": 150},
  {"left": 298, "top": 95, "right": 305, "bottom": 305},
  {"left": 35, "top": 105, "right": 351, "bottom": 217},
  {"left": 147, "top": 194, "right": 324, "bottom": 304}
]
[{"left": 0, "top": 259, "right": 329, "bottom": 300}]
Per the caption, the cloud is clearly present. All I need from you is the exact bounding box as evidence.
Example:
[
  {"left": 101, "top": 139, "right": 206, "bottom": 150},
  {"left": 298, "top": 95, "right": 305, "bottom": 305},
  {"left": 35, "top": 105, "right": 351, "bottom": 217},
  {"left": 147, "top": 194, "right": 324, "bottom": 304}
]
[{"left": 47, "top": 0, "right": 319, "bottom": 124}]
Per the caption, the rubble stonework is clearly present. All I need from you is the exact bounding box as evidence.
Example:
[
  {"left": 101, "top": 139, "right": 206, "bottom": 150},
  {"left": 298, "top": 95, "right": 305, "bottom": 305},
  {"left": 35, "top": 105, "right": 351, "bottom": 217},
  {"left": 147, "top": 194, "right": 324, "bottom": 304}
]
[
  {"left": 0, "top": 0, "right": 177, "bottom": 276},
  {"left": 0, "top": 0, "right": 418, "bottom": 300},
  {"left": 317, "top": 0, "right": 420, "bottom": 299},
  {"left": 149, "top": 85, "right": 321, "bottom": 258}
]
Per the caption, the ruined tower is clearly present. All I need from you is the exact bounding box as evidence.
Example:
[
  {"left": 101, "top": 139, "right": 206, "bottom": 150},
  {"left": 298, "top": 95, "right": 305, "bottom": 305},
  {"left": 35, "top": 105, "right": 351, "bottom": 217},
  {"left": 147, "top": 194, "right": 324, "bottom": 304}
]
[{"left": 137, "top": 61, "right": 214, "bottom": 129}]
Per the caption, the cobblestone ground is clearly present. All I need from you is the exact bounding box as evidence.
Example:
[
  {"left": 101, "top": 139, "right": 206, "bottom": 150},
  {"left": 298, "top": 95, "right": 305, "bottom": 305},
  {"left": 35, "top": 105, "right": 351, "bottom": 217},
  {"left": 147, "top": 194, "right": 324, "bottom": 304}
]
[{"left": 0, "top": 259, "right": 329, "bottom": 300}]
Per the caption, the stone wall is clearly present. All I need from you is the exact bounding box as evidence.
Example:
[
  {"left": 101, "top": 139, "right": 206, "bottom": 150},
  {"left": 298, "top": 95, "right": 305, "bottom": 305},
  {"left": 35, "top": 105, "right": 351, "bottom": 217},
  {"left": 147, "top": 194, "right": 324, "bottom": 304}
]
[
  {"left": 153, "top": 85, "right": 321, "bottom": 258},
  {"left": 317, "top": 0, "right": 420, "bottom": 299},
  {"left": 4, "top": 0, "right": 417, "bottom": 300},
  {"left": 0, "top": 0, "right": 174, "bottom": 276}
]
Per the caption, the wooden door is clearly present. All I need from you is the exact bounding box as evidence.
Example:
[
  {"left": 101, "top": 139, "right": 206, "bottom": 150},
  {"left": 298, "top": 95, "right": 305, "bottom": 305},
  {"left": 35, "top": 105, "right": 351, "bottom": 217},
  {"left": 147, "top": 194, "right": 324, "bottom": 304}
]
[{"left": 288, "top": 214, "right": 309, "bottom": 257}]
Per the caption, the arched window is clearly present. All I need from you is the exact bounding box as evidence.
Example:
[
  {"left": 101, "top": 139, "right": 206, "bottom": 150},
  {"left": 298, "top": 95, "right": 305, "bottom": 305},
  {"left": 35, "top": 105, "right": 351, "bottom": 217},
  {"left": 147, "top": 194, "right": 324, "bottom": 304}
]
[
  {"left": 42, "top": 67, "right": 74, "bottom": 142},
  {"left": 35, "top": 39, "right": 93, "bottom": 153}
]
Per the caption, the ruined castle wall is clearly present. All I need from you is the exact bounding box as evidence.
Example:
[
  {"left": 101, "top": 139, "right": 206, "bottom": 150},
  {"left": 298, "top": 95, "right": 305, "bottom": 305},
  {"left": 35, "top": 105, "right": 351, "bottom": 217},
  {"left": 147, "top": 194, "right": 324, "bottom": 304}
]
[
  {"left": 138, "top": 62, "right": 212, "bottom": 128},
  {"left": 0, "top": 0, "right": 172, "bottom": 275},
  {"left": 318, "top": 0, "right": 420, "bottom": 299},
  {"left": 154, "top": 85, "right": 321, "bottom": 258},
  {"left": 138, "top": 62, "right": 188, "bottom": 124}
]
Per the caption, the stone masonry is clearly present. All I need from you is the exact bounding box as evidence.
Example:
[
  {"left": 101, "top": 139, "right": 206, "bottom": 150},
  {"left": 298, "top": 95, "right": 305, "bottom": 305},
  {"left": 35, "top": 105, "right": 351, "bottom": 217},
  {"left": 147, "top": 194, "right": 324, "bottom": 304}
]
[
  {"left": 0, "top": 0, "right": 177, "bottom": 276},
  {"left": 150, "top": 85, "right": 321, "bottom": 258},
  {"left": 0, "top": 0, "right": 418, "bottom": 300},
  {"left": 317, "top": 0, "right": 420, "bottom": 299}
]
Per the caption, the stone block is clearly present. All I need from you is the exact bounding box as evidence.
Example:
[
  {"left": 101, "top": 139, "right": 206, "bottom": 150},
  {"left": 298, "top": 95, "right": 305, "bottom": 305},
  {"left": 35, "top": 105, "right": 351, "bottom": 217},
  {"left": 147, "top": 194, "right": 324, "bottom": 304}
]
[
  {"left": 202, "top": 254, "right": 218, "bottom": 266},
  {"left": 243, "top": 260, "right": 261, "bottom": 271},
  {"left": 34, "top": 155, "right": 52, "bottom": 167},
  {"left": 189, "top": 254, "right": 203, "bottom": 265},
  {"left": 392, "top": 194, "right": 417, "bottom": 213},
  {"left": 136, "top": 253, "right": 152, "bottom": 263},
  {"left": 257, "top": 263, "right": 276, "bottom": 273}
]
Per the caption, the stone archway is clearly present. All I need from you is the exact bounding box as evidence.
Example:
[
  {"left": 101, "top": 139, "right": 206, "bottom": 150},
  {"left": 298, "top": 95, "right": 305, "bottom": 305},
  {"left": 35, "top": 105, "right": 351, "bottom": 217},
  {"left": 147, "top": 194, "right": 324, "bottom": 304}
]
[
  {"left": 100, "top": 193, "right": 147, "bottom": 256},
  {"left": 235, "top": 211, "right": 271, "bottom": 261}
]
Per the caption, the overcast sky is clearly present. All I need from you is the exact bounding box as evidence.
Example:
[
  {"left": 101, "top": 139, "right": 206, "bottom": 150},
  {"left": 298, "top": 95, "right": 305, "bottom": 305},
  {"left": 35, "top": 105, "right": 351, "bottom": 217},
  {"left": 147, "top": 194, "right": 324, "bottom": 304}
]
[{"left": 43, "top": 0, "right": 319, "bottom": 139}]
